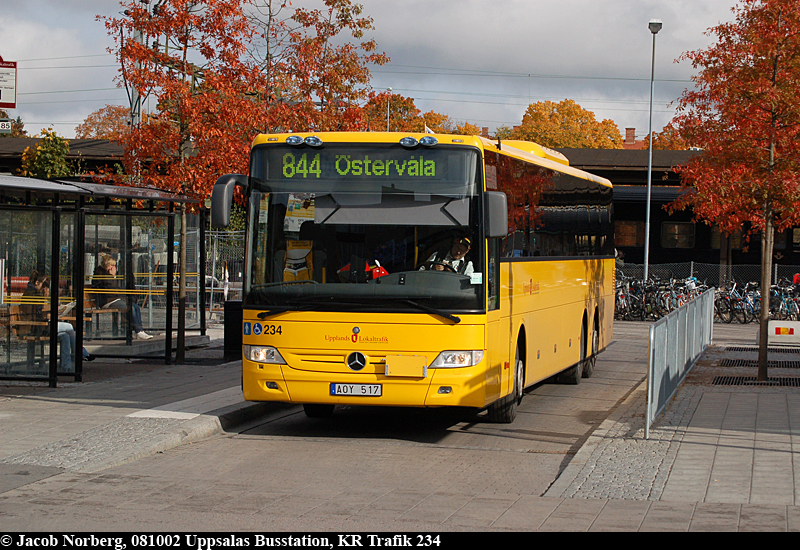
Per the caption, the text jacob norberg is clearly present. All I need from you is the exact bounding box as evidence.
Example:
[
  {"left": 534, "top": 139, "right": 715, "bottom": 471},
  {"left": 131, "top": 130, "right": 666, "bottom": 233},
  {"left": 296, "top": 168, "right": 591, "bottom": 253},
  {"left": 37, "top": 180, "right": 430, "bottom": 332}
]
[{"left": 15, "top": 536, "right": 126, "bottom": 550}]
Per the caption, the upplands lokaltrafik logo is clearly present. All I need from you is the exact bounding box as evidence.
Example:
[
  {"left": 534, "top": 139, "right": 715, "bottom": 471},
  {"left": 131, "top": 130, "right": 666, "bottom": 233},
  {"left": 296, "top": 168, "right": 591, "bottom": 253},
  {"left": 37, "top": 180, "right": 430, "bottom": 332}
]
[{"left": 323, "top": 326, "right": 389, "bottom": 344}]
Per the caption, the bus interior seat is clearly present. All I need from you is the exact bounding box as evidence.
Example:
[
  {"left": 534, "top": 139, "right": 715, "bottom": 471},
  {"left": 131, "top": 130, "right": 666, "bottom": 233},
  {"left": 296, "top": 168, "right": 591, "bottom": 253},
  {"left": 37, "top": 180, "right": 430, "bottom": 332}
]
[{"left": 273, "top": 221, "right": 327, "bottom": 283}]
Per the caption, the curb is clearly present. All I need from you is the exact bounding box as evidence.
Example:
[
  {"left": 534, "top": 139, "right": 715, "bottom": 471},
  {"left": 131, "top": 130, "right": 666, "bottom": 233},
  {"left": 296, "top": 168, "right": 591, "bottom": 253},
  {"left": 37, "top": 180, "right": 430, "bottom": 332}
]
[
  {"left": 79, "top": 414, "right": 227, "bottom": 474},
  {"left": 83, "top": 400, "right": 279, "bottom": 474},
  {"left": 543, "top": 377, "right": 647, "bottom": 498}
]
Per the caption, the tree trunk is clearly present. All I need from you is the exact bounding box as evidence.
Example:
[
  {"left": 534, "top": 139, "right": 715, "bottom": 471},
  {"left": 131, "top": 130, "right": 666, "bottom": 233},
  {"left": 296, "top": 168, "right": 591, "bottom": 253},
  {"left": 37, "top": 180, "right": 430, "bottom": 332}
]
[{"left": 758, "top": 211, "right": 774, "bottom": 382}]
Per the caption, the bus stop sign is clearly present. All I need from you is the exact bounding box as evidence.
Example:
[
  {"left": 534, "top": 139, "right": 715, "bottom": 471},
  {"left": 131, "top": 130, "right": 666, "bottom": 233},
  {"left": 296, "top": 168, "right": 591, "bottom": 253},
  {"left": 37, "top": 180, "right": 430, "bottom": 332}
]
[{"left": 0, "top": 56, "right": 17, "bottom": 109}]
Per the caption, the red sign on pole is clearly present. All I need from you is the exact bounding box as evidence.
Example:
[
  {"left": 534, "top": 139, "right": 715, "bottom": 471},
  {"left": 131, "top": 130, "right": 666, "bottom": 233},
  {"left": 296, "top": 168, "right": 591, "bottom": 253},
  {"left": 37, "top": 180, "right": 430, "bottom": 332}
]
[{"left": 0, "top": 56, "right": 18, "bottom": 109}]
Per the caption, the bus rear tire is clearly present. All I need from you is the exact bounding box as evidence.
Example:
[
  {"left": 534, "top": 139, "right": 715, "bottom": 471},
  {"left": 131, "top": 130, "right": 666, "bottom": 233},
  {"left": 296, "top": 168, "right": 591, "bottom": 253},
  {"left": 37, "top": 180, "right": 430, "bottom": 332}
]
[
  {"left": 487, "top": 343, "right": 523, "bottom": 423},
  {"left": 303, "top": 404, "right": 335, "bottom": 418},
  {"left": 558, "top": 321, "right": 586, "bottom": 385},
  {"left": 557, "top": 363, "right": 582, "bottom": 385},
  {"left": 582, "top": 323, "right": 598, "bottom": 378}
]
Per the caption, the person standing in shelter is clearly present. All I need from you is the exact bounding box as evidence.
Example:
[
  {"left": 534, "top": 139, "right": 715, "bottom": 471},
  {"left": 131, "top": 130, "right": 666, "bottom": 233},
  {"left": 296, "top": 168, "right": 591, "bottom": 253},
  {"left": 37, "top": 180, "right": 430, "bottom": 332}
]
[{"left": 92, "top": 254, "right": 153, "bottom": 340}]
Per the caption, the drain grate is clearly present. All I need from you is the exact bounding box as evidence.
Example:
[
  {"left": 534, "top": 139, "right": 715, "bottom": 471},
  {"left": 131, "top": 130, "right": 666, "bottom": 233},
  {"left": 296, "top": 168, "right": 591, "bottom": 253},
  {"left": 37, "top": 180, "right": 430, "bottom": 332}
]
[
  {"left": 713, "top": 376, "right": 800, "bottom": 386},
  {"left": 725, "top": 346, "right": 800, "bottom": 354},
  {"left": 725, "top": 346, "right": 800, "bottom": 353},
  {"left": 719, "top": 359, "right": 800, "bottom": 368}
]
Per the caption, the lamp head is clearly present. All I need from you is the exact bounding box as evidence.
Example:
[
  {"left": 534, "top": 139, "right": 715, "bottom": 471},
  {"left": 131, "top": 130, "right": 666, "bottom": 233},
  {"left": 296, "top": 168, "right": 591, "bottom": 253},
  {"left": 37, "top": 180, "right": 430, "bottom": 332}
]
[{"left": 649, "top": 19, "right": 662, "bottom": 34}]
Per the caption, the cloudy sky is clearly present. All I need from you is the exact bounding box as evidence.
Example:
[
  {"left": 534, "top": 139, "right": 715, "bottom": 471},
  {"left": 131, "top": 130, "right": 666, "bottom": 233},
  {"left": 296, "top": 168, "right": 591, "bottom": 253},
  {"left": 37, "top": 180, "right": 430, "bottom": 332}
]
[{"left": 2, "top": 0, "right": 736, "bottom": 140}]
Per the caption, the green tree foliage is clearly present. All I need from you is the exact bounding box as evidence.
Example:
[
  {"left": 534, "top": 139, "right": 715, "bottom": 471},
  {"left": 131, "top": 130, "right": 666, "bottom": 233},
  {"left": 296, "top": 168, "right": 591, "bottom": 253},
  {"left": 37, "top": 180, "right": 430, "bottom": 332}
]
[{"left": 19, "top": 128, "right": 73, "bottom": 179}]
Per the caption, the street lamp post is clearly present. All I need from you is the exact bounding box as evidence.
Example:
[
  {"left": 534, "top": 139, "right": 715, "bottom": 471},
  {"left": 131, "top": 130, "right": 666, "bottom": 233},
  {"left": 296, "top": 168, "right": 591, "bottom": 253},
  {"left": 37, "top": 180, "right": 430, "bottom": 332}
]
[{"left": 643, "top": 19, "right": 662, "bottom": 282}]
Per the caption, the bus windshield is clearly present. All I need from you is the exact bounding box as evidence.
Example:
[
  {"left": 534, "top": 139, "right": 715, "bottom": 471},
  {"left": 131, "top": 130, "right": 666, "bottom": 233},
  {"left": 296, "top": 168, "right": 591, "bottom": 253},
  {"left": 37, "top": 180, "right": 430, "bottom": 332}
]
[{"left": 244, "top": 143, "right": 484, "bottom": 315}]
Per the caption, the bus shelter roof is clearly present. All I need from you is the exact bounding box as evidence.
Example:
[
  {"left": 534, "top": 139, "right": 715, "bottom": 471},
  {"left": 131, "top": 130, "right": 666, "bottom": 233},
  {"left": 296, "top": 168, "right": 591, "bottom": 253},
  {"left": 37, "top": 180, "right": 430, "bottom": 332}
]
[{"left": 0, "top": 175, "right": 197, "bottom": 204}]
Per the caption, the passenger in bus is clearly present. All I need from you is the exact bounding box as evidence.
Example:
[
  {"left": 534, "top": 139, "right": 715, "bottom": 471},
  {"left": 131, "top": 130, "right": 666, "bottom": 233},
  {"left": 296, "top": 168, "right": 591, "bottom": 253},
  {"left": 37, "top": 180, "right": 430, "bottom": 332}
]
[
  {"left": 420, "top": 236, "right": 474, "bottom": 275},
  {"left": 92, "top": 254, "right": 153, "bottom": 340}
]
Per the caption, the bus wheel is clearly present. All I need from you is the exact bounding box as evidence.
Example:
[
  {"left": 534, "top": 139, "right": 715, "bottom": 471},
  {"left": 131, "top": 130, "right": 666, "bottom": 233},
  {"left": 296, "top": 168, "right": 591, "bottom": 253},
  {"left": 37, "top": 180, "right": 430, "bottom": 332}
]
[
  {"left": 582, "top": 323, "right": 599, "bottom": 379},
  {"left": 557, "top": 322, "right": 585, "bottom": 385},
  {"left": 487, "top": 342, "right": 523, "bottom": 423},
  {"left": 303, "top": 404, "right": 335, "bottom": 418}
]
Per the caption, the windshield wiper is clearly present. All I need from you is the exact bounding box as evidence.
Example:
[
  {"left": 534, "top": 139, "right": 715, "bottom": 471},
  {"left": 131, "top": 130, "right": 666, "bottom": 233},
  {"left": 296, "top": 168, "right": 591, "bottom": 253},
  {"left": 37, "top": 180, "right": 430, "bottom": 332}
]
[
  {"left": 256, "top": 297, "right": 361, "bottom": 318},
  {"left": 257, "top": 305, "right": 309, "bottom": 319},
  {"left": 257, "top": 297, "right": 460, "bottom": 323},
  {"left": 403, "top": 299, "right": 461, "bottom": 324},
  {"left": 257, "top": 280, "right": 318, "bottom": 288}
]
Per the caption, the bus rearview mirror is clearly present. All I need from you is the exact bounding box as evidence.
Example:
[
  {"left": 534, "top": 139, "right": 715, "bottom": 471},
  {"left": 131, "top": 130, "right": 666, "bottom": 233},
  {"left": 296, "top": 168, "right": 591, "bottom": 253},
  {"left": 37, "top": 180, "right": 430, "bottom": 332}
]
[
  {"left": 484, "top": 191, "right": 508, "bottom": 238},
  {"left": 210, "top": 174, "right": 248, "bottom": 228}
]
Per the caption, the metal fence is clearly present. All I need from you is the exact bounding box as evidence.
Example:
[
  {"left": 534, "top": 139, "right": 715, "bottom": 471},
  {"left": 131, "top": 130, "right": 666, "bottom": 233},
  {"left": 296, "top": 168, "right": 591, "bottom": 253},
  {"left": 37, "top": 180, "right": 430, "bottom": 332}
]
[
  {"left": 645, "top": 287, "right": 714, "bottom": 439},
  {"left": 618, "top": 261, "right": 800, "bottom": 287}
]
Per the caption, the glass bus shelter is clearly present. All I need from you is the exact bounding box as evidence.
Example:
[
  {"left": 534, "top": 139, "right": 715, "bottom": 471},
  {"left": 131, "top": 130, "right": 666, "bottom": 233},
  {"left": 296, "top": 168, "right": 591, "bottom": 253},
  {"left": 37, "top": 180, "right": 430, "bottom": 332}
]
[{"left": 0, "top": 175, "right": 205, "bottom": 387}]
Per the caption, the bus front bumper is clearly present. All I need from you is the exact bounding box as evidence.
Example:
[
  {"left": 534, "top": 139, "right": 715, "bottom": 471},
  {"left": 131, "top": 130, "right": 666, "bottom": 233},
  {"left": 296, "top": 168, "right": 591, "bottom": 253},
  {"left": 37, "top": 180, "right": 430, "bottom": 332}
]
[{"left": 242, "top": 359, "right": 491, "bottom": 409}]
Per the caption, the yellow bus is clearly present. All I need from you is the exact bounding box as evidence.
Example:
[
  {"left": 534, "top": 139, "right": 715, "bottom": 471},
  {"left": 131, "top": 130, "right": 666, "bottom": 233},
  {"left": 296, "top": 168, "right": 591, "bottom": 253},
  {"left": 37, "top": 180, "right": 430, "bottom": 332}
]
[{"left": 211, "top": 132, "right": 614, "bottom": 422}]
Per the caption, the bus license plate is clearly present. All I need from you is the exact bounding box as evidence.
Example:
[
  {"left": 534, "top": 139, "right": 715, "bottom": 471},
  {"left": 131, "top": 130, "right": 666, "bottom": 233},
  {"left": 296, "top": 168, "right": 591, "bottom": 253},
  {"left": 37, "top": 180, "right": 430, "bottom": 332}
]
[{"left": 330, "top": 383, "right": 382, "bottom": 397}]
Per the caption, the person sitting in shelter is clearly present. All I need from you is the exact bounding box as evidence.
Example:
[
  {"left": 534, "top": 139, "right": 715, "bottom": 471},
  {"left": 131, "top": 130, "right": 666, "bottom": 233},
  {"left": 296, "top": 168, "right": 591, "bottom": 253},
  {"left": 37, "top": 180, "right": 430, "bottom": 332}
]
[
  {"left": 420, "top": 235, "right": 474, "bottom": 275},
  {"left": 92, "top": 254, "right": 152, "bottom": 340},
  {"left": 22, "top": 271, "right": 94, "bottom": 372}
]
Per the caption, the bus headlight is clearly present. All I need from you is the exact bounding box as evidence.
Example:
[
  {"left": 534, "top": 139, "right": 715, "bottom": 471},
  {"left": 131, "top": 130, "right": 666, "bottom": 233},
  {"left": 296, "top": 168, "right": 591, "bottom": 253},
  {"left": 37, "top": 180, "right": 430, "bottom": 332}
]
[
  {"left": 244, "top": 345, "right": 287, "bottom": 364},
  {"left": 419, "top": 136, "right": 438, "bottom": 146},
  {"left": 286, "top": 135, "right": 304, "bottom": 145},
  {"left": 430, "top": 350, "right": 484, "bottom": 368}
]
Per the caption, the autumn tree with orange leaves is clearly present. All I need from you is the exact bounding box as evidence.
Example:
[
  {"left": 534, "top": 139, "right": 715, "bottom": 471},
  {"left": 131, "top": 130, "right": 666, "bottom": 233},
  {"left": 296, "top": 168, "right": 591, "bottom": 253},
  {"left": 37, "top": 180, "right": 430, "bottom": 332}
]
[
  {"left": 75, "top": 105, "right": 131, "bottom": 140},
  {"left": 102, "top": 0, "right": 387, "bottom": 360},
  {"left": 511, "top": 99, "right": 622, "bottom": 149},
  {"left": 363, "top": 93, "right": 481, "bottom": 134},
  {"left": 265, "top": 0, "right": 388, "bottom": 132},
  {"left": 672, "top": 0, "right": 800, "bottom": 380},
  {"left": 364, "top": 92, "right": 421, "bottom": 132},
  {"left": 101, "top": 0, "right": 264, "bottom": 196},
  {"left": 642, "top": 121, "right": 689, "bottom": 151},
  {"left": 420, "top": 110, "right": 454, "bottom": 134},
  {"left": 101, "top": 0, "right": 387, "bottom": 198},
  {"left": 101, "top": 0, "right": 266, "bottom": 361}
]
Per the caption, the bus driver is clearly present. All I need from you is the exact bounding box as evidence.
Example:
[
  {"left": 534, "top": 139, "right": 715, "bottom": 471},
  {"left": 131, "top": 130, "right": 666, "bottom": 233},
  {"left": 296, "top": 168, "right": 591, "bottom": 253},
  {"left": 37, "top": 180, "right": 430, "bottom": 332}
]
[{"left": 420, "top": 236, "right": 474, "bottom": 275}]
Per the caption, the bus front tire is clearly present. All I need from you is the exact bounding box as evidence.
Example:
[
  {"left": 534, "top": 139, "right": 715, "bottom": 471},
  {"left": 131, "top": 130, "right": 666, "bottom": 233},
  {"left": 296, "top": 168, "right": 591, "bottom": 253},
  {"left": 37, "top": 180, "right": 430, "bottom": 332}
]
[
  {"left": 487, "top": 343, "right": 523, "bottom": 423},
  {"left": 303, "top": 404, "right": 335, "bottom": 418}
]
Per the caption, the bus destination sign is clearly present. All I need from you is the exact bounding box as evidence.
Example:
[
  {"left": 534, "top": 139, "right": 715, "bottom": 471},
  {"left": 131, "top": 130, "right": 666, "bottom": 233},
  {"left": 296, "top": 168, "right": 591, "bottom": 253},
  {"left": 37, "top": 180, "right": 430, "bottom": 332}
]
[{"left": 279, "top": 152, "right": 438, "bottom": 180}]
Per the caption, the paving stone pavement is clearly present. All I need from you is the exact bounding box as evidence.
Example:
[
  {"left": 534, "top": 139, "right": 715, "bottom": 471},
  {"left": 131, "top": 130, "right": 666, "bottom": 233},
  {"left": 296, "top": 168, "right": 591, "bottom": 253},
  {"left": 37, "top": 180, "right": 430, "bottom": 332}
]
[
  {"left": 545, "top": 322, "right": 800, "bottom": 512},
  {"left": 0, "top": 329, "right": 272, "bottom": 474}
]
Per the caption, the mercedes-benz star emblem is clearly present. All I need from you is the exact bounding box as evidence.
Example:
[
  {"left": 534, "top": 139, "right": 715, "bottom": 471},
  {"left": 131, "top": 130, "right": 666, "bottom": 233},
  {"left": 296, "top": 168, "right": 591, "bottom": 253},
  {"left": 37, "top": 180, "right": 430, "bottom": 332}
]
[{"left": 346, "top": 352, "right": 367, "bottom": 371}]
